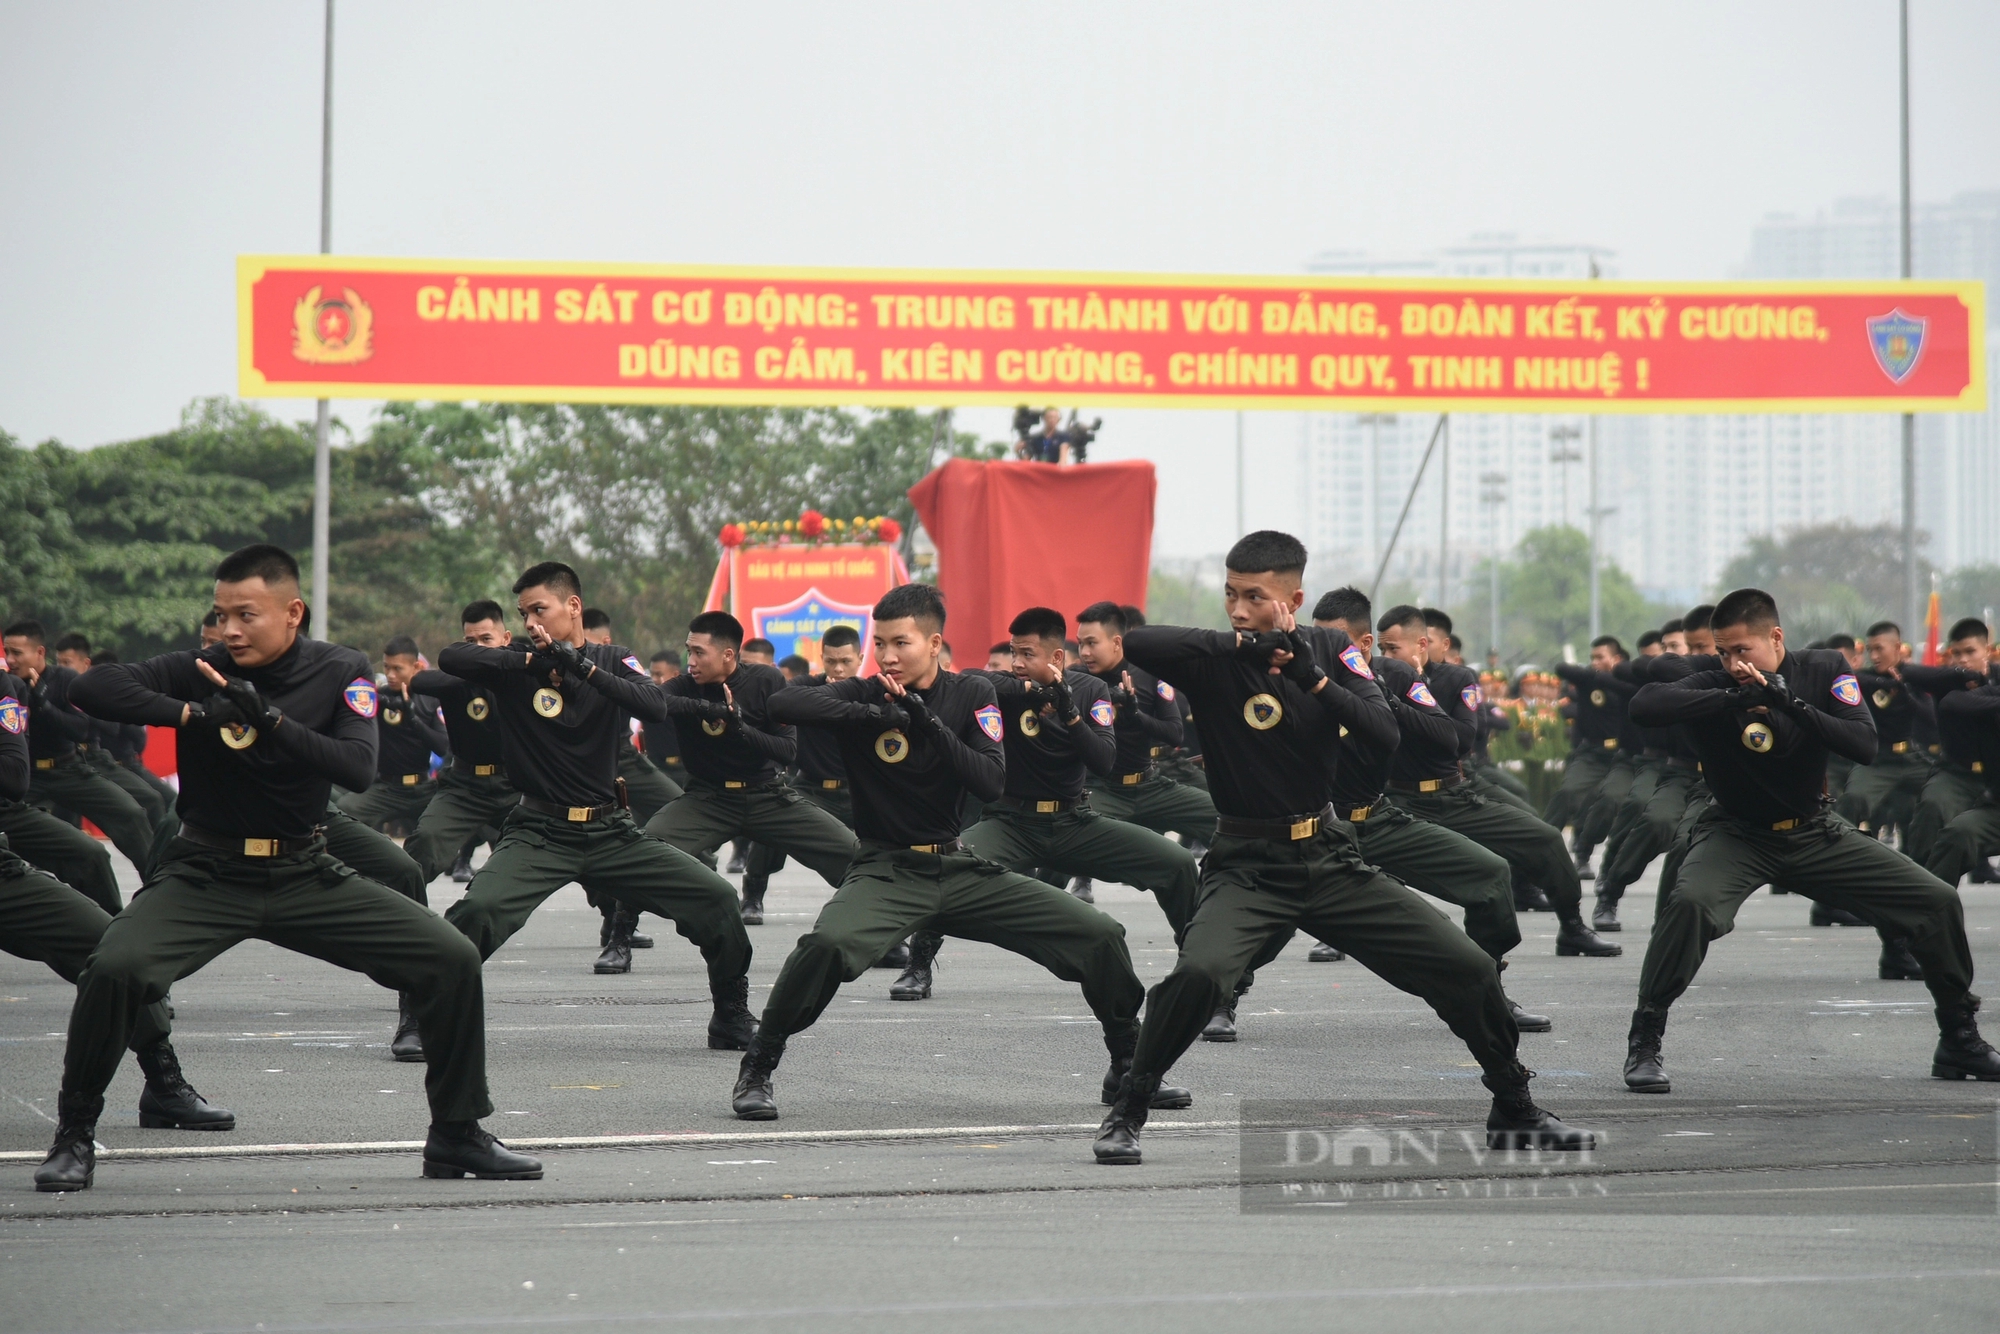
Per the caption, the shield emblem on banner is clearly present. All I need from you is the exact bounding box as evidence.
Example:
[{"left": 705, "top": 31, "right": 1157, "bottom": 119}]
[
  {"left": 749, "top": 587, "right": 874, "bottom": 671},
  {"left": 1866, "top": 309, "right": 1927, "bottom": 383}
]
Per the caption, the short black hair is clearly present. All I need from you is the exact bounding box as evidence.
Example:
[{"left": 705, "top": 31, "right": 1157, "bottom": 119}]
[
  {"left": 1377, "top": 603, "right": 1426, "bottom": 634},
  {"left": 1590, "top": 635, "right": 1626, "bottom": 660},
  {"left": 821, "top": 624, "right": 862, "bottom": 651},
  {"left": 90, "top": 650, "right": 119, "bottom": 665},
  {"left": 1421, "top": 607, "right": 1453, "bottom": 634},
  {"left": 1948, "top": 617, "right": 1990, "bottom": 645},
  {"left": 215, "top": 543, "right": 300, "bottom": 588},
  {"left": 688, "top": 611, "right": 745, "bottom": 649},
  {"left": 1684, "top": 603, "right": 1716, "bottom": 632},
  {"left": 742, "top": 637, "right": 777, "bottom": 656},
  {"left": 1449, "top": 633, "right": 1463, "bottom": 652},
  {"left": 1009, "top": 606, "right": 1068, "bottom": 646},
  {"left": 650, "top": 649, "right": 682, "bottom": 667},
  {"left": 989, "top": 640, "right": 1011, "bottom": 654},
  {"left": 1865, "top": 620, "right": 1902, "bottom": 641},
  {"left": 462, "top": 599, "right": 507, "bottom": 626},
  {"left": 582, "top": 608, "right": 612, "bottom": 631},
  {"left": 875, "top": 583, "right": 946, "bottom": 634},
  {"left": 513, "top": 561, "right": 583, "bottom": 600},
  {"left": 779, "top": 654, "right": 810, "bottom": 674},
  {"left": 201, "top": 610, "right": 221, "bottom": 628},
  {"left": 1314, "top": 586, "right": 1371, "bottom": 628},
  {"left": 2, "top": 619, "right": 46, "bottom": 644},
  {"left": 1825, "top": 632, "right": 1857, "bottom": 651},
  {"left": 1119, "top": 604, "right": 1146, "bottom": 629},
  {"left": 1637, "top": 629, "right": 1663, "bottom": 650},
  {"left": 52, "top": 632, "right": 90, "bottom": 655},
  {"left": 384, "top": 635, "right": 421, "bottom": 659},
  {"left": 1077, "top": 601, "right": 1126, "bottom": 635},
  {"left": 1224, "top": 530, "right": 1307, "bottom": 579},
  {"left": 1712, "top": 588, "right": 1782, "bottom": 634},
  {"left": 1659, "top": 618, "right": 1684, "bottom": 635}
]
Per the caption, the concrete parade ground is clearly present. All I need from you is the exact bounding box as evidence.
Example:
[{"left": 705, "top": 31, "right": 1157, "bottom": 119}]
[{"left": 5, "top": 851, "right": 2000, "bottom": 1334}]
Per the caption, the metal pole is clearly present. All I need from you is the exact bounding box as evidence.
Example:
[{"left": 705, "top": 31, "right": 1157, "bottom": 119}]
[
  {"left": 1899, "top": 0, "right": 1918, "bottom": 641},
  {"left": 1234, "top": 411, "right": 1245, "bottom": 539},
  {"left": 1588, "top": 416, "right": 1601, "bottom": 639},
  {"left": 311, "top": 0, "right": 334, "bottom": 639},
  {"left": 1437, "top": 417, "right": 1450, "bottom": 608},
  {"left": 1370, "top": 414, "right": 1448, "bottom": 605}
]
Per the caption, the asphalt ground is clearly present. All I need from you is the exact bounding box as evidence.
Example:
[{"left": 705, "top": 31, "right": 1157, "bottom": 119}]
[{"left": 6, "top": 842, "right": 2000, "bottom": 1333}]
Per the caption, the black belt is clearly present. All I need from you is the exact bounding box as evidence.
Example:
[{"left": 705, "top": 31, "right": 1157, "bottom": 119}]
[
  {"left": 519, "top": 795, "right": 617, "bottom": 823},
  {"left": 1215, "top": 804, "right": 1336, "bottom": 842},
  {"left": 1114, "top": 767, "right": 1156, "bottom": 786},
  {"left": 1668, "top": 756, "right": 1702, "bottom": 772},
  {"left": 31, "top": 750, "right": 84, "bottom": 772},
  {"left": 875, "top": 838, "right": 963, "bottom": 855},
  {"left": 391, "top": 772, "right": 428, "bottom": 787},
  {"left": 709, "top": 777, "right": 785, "bottom": 793},
  {"left": 1385, "top": 773, "right": 1464, "bottom": 795},
  {"left": 1643, "top": 747, "right": 1671, "bottom": 759},
  {"left": 178, "top": 821, "right": 322, "bottom": 858},
  {"left": 996, "top": 794, "right": 1082, "bottom": 815},
  {"left": 453, "top": 758, "right": 505, "bottom": 778}
]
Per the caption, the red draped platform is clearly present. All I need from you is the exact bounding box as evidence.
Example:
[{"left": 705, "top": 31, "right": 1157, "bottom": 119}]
[{"left": 908, "top": 458, "right": 1156, "bottom": 656}]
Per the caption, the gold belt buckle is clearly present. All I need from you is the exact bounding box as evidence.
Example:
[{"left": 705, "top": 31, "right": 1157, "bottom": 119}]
[
  {"left": 1149, "top": 746, "right": 1165, "bottom": 758},
  {"left": 724, "top": 780, "right": 748, "bottom": 789},
  {"left": 567, "top": 806, "right": 595, "bottom": 822},
  {"left": 242, "top": 838, "right": 277, "bottom": 857},
  {"left": 1891, "top": 741, "right": 1909, "bottom": 753},
  {"left": 1348, "top": 805, "right": 1373, "bottom": 823},
  {"left": 33, "top": 758, "right": 54, "bottom": 770},
  {"left": 1418, "top": 779, "right": 1442, "bottom": 793},
  {"left": 1035, "top": 799, "right": 1061, "bottom": 813},
  {"left": 1121, "top": 772, "right": 1144, "bottom": 786},
  {"left": 1771, "top": 818, "right": 1799, "bottom": 832},
  {"left": 822, "top": 779, "right": 842, "bottom": 789},
  {"left": 474, "top": 764, "right": 496, "bottom": 776},
  {"left": 1976, "top": 762, "right": 1987, "bottom": 774},
  {"left": 1289, "top": 817, "right": 1319, "bottom": 840},
  {"left": 909, "top": 842, "right": 939, "bottom": 853},
  {"left": 402, "top": 773, "right": 420, "bottom": 786},
  {"left": 1603, "top": 738, "right": 1619, "bottom": 750}
]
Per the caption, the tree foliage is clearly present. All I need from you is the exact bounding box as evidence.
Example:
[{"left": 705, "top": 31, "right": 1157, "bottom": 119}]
[{"left": 1455, "top": 524, "right": 1671, "bottom": 668}]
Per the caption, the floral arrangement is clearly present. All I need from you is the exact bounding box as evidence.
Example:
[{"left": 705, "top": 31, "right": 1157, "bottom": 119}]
[{"left": 718, "top": 510, "right": 902, "bottom": 549}]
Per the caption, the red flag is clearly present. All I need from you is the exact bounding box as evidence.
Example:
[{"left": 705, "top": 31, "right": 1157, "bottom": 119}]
[{"left": 1922, "top": 588, "right": 1944, "bottom": 665}]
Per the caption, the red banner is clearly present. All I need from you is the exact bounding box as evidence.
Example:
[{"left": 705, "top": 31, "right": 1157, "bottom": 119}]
[
  {"left": 239, "top": 256, "right": 1985, "bottom": 414},
  {"left": 703, "top": 542, "right": 905, "bottom": 674}
]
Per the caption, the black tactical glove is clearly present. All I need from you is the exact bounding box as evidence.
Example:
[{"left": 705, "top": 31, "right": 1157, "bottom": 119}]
[
  {"left": 693, "top": 696, "right": 737, "bottom": 727},
  {"left": 1278, "top": 630, "right": 1326, "bottom": 691},
  {"left": 1759, "top": 672, "right": 1811, "bottom": 715},
  {"left": 1233, "top": 630, "right": 1289, "bottom": 666},
  {"left": 221, "top": 677, "right": 283, "bottom": 731},
  {"left": 862, "top": 699, "right": 910, "bottom": 731},
  {"left": 185, "top": 691, "right": 247, "bottom": 729},
  {"left": 1108, "top": 682, "right": 1139, "bottom": 713},
  {"left": 899, "top": 688, "right": 946, "bottom": 735},
  {"left": 1039, "top": 674, "right": 1078, "bottom": 723},
  {"left": 536, "top": 638, "right": 590, "bottom": 682}
]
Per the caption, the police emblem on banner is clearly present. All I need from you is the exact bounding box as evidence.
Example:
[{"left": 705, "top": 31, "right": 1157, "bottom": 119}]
[
  {"left": 1244, "top": 693, "right": 1283, "bottom": 730},
  {"left": 1155, "top": 680, "right": 1175, "bottom": 702},
  {"left": 1407, "top": 681, "right": 1436, "bottom": 708},
  {"left": 1866, "top": 309, "right": 1927, "bottom": 384},
  {"left": 1089, "top": 699, "right": 1115, "bottom": 727},
  {"left": 533, "top": 686, "right": 564, "bottom": 719},
  {"left": 1339, "top": 645, "right": 1372, "bottom": 679},
  {"left": 0, "top": 696, "right": 21, "bottom": 734},
  {"left": 1831, "top": 675, "right": 1862, "bottom": 707},
  {"left": 976, "top": 703, "right": 1003, "bottom": 742},
  {"left": 468, "top": 696, "right": 490, "bottom": 721},
  {"left": 1019, "top": 709, "right": 1042, "bottom": 738},
  {"left": 1461, "top": 684, "right": 1481, "bottom": 709},
  {"left": 292, "top": 285, "right": 374, "bottom": 365},
  {"left": 344, "top": 678, "right": 378, "bottom": 718},
  {"left": 220, "top": 723, "right": 257, "bottom": 750},
  {"left": 874, "top": 729, "right": 909, "bottom": 763},
  {"left": 1742, "top": 721, "right": 1774, "bottom": 753}
]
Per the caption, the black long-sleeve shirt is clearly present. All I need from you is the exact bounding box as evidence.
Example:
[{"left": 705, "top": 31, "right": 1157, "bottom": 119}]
[
  {"left": 0, "top": 672, "right": 30, "bottom": 801},
  {"left": 1421, "top": 660, "right": 1482, "bottom": 759},
  {"left": 774, "top": 676, "right": 846, "bottom": 783},
  {"left": 1937, "top": 686, "right": 2000, "bottom": 792},
  {"left": 961, "top": 668, "right": 1116, "bottom": 801},
  {"left": 659, "top": 664, "right": 796, "bottom": 785},
  {"left": 71, "top": 639, "right": 377, "bottom": 838},
  {"left": 412, "top": 668, "right": 506, "bottom": 769},
  {"left": 1087, "top": 659, "right": 1183, "bottom": 774},
  {"left": 1898, "top": 664, "right": 1991, "bottom": 766},
  {"left": 23, "top": 664, "right": 92, "bottom": 761},
  {"left": 1854, "top": 669, "right": 1925, "bottom": 750},
  {"left": 1629, "top": 649, "right": 1874, "bottom": 825},
  {"left": 1124, "top": 625, "right": 1391, "bottom": 821},
  {"left": 438, "top": 638, "right": 700, "bottom": 807},
  {"left": 765, "top": 671, "right": 1005, "bottom": 844},
  {"left": 1555, "top": 661, "right": 1636, "bottom": 750},
  {"left": 1378, "top": 657, "right": 1471, "bottom": 790},
  {"left": 374, "top": 687, "right": 448, "bottom": 781}
]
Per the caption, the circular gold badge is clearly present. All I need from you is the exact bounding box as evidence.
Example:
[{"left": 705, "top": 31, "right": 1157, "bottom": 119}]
[
  {"left": 532, "top": 686, "right": 564, "bottom": 719},
  {"left": 383, "top": 708, "right": 403, "bottom": 726},
  {"left": 1742, "top": 721, "right": 1774, "bottom": 753},
  {"left": 1018, "top": 710, "right": 1042, "bottom": 738},
  {"left": 1873, "top": 688, "right": 1893, "bottom": 709},
  {"left": 1589, "top": 689, "right": 1607, "bottom": 707},
  {"left": 1244, "top": 693, "right": 1283, "bottom": 730},
  {"left": 468, "top": 696, "right": 490, "bottom": 722},
  {"left": 220, "top": 723, "right": 257, "bottom": 750},
  {"left": 874, "top": 729, "right": 910, "bottom": 763},
  {"left": 701, "top": 717, "right": 728, "bottom": 736}
]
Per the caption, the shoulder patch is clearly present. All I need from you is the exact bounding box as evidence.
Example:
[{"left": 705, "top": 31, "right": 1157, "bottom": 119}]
[
  {"left": 1831, "top": 674, "right": 1862, "bottom": 707},
  {"left": 344, "top": 679, "right": 378, "bottom": 718},
  {"left": 1089, "top": 698, "right": 1115, "bottom": 727},
  {"left": 975, "top": 703, "right": 1004, "bottom": 742},
  {"left": 1339, "top": 644, "right": 1373, "bottom": 679},
  {"left": 0, "top": 695, "right": 21, "bottom": 734},
  {"left": 1407, "top": 681, "right": 1438, "bottom": 708},
  {"left": 1155, "top": 679, "right": 1175, "bottom": 702},
  {"left": 623, "top": 654, "right": 644, "bottom": 675},
  {"left": 1461, "top": 683, "right": 1481, "bottom": 709}
]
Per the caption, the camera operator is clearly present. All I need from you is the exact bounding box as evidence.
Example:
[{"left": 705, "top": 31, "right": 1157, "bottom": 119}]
[{"left": 1013, "top": 406, "right": 1101, "bottom": 465}]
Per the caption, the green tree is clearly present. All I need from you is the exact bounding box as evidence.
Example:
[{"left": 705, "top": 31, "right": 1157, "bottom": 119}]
[{"left": 1456, "top": 525, "right": 1665, "bottom": 668}]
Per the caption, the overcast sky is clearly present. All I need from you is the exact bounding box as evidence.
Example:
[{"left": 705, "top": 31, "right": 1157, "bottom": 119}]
[{"left": 3, "top": 1, "right": 1996, "bottom": 557}]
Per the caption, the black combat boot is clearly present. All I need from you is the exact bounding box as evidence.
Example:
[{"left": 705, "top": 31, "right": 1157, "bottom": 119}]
[
  {"left": 629, "top": 917, "right": 654, "bottom": 948},
  {"left": 421, "top": 1121, "right": 542, "bottom": 1179},
  {"left": 1100, "top": 1056, "right": 1192, "bottom": 1109},
  {"left": 707, "top": 975, "right": 758, "bottom": 1051},
  {"left": 740, "top": 873, "right": 767, "bottom": 926},
  {"left": 876, "top": 938, "right": 911, "bottom": 969},
  {"left": 1307, "top": 941, "right": 1345, "bottom": 962},
  {"left": 136, "top": 1038, "right": 235, "bottom": 1130},
  {"left": 1068, "top": 877, "right": 1095, "bottom": 904},
  {"left": 450, "top": 853, "right": 475, "bottom": 884},
  {"left": 1200, "top": 990, "right": 1241, "bottom": 1042},
  {"left": 1931, "top": 998, "right": 2000, "bottom": 1081},
  {"left": 390, "top": 993, "right": 425, "bottom": 1062},
  {"left": 1592, "top": 890, "right": 1622, "bottom": 932},
  {"left": 1811, "top": 903, "right": 1866, "bottom": 927},
  {"left": 731, "top": 1033, "right": 784, "bottom": 1119},
  {"left": 1092, "top": 1071, "right": 1158, "bottom": 1165},
  {"left": 1483, "top": 1062, "right": 1596, "bottom": 1150},
  {"left": 34, "top": 1094, "right": 102, "bottom": 1192},
  {"left": 1555, "top": 916, "right": 1622, "bottom": 957},
  {"left": 1507, "top": 996, "right": 1553, "bottom": 1033},
  {"left": 593, "top": 905, "right": 635, "bottom": 974},
  {"left": 890, "top": 931, "right": 941, "bottom": 1000},
  {"left": 1514, "top": 880, "right": 1554, "bottom": 913},
  {"left": 1879, "top": 935, "right": 1925, "bottom": 981},
  {"left": 1573, "top": 847, "right": 1595, "bottom": 880},
  {"left": 1623, "top": 1004, "right": 1671, "bottom": 1092}
]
